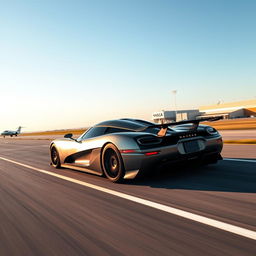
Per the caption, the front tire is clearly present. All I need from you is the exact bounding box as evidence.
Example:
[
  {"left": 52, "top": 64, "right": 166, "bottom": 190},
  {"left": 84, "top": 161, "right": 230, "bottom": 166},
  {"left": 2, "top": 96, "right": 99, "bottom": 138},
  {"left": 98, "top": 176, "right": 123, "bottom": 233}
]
[
  {"left": 50, "top": 145, "right": 61, "bottom": 168},
  {"left": 102, "top": 144, "right": 125, "bottom": 182}
]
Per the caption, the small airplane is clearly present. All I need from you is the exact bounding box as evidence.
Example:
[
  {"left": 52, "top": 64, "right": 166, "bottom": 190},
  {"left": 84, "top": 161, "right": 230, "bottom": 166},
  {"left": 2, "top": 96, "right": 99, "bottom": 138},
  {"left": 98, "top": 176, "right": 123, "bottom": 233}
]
[{"left": 1, "top": 126, "right": 23, "bottom": 138}]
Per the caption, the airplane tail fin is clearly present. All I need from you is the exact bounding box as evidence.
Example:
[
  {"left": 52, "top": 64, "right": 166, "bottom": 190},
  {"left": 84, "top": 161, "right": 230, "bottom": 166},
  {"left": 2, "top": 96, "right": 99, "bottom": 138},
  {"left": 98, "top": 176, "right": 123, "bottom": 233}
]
[{"left": 17, "top": 126, "right": 22, "bottom": 134}]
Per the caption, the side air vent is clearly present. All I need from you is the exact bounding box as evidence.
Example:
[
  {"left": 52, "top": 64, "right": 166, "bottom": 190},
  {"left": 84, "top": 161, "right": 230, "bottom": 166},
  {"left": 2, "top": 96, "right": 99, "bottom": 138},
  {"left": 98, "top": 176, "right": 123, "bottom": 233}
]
[
  {"left": 137, "top": 136, "right": 162, "bottom": 145},
  {"left": 206, "top": 127, "right": 219, "bottom": 135}
]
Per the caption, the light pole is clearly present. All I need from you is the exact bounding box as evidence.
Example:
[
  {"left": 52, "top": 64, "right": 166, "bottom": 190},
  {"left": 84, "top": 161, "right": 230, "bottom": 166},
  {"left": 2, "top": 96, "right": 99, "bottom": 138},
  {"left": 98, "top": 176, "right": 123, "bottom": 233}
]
[{"left": 172, "top": 90, "right": 177, "bottom": 121}]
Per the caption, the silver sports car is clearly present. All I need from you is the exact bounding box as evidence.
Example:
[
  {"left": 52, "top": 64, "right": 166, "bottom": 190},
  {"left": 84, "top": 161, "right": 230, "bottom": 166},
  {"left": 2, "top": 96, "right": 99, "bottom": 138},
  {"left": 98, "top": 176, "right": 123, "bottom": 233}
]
[{"left": 50, "top": 117, "right": 223, "bottom": 182}]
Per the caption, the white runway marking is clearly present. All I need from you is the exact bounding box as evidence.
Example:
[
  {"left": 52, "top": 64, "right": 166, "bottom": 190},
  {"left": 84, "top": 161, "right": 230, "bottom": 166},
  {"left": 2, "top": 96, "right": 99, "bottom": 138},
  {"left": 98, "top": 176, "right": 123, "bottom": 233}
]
[
  {"left": 224, "top": 158, "right": 256, "bottom": 163},
  {"left": 0, "top": 156, "right": 255, "bottom": 241}
]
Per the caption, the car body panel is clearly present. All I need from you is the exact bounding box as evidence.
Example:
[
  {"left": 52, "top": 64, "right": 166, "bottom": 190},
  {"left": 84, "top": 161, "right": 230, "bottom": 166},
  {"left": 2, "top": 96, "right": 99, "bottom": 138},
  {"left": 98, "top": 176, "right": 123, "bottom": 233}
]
[{"left": 50, "top": 118, "right": 223, "bottom": 180}]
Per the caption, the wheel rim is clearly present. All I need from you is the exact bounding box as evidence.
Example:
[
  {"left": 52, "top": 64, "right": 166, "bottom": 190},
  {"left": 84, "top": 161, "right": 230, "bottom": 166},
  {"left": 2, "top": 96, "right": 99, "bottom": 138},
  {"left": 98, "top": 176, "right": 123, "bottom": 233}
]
[
  {"left": 51, "top": 147, "right": 58, "bottom": 165},
  {"left": 104, "top": 149, "right": 119, "bottom": 178}
]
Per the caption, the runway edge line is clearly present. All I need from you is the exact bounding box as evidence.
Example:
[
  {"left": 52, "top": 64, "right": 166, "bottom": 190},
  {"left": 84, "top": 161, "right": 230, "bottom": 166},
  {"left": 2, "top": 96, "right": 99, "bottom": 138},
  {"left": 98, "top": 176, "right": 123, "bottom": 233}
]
[
  {"left": 0, "top": 156, "right": 255, "bottom": 241},
  {"left": 224, "top": 158, "right": 256, "bottom": 163}
]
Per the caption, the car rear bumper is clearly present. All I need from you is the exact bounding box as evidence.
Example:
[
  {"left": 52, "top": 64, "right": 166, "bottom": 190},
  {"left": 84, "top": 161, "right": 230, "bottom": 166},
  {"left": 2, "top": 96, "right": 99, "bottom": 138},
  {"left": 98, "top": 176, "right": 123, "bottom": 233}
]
[{"left": 121, "top": 136, "right": 223, "bottom": 179}]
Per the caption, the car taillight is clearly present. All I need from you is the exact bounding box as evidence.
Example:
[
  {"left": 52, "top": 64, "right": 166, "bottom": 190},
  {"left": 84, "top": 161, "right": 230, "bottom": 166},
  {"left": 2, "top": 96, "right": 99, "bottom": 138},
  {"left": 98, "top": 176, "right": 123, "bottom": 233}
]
[
  {"left": 216, "top": 138, "right": 222, "bottom": 143},
  {"left": 145, "top": 151, "right": 160, "bottom": 156},
  {"left": 120, "top": 149, "right": 137, "bottom": 153}
]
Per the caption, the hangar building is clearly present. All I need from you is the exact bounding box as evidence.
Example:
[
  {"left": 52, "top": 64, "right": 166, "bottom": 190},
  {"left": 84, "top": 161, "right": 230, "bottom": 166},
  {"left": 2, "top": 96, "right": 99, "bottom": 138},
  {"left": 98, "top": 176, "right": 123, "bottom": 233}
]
[
  {"left": 152, "top": 99, "right": 256, "bottom": 123},
  {"left": 199, "top": 99, "right": 256, "bottom": 119},
  {"left": 152, "top": 110, "right": 200, "bottom": 123}
]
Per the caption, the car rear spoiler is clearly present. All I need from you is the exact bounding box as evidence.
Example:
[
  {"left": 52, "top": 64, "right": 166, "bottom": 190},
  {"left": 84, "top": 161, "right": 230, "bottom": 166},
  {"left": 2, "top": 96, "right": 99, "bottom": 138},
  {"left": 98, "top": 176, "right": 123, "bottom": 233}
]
[{"left": 137, "top": 116, "right": 223, "bottom": 137}]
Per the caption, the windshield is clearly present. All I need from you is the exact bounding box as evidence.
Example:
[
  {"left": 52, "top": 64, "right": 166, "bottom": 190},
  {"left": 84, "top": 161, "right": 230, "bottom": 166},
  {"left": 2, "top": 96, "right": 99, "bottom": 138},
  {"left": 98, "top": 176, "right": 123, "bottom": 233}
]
[{"left": 77, "top": 126, "right": 107, "bottom": 141}]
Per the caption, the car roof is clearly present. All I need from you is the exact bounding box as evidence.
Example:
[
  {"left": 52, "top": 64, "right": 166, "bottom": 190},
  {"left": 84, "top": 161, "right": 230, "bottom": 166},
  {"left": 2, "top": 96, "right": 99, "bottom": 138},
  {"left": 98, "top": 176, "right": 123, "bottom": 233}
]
[{"left": 95, "top": 118, "right": 154, "bottom": 131}]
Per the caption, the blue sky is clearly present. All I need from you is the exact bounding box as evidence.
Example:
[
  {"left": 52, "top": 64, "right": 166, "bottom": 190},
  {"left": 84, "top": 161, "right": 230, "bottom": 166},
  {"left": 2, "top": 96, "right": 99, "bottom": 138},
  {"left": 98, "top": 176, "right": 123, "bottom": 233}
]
[{"left": 0, "top": 0, "right": 255, "bottom": 131}]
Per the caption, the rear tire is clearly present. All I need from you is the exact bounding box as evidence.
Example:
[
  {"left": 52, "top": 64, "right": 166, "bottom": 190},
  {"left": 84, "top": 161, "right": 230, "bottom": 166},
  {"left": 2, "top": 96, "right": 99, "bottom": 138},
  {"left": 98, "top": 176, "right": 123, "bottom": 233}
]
[
  {"left": 102, "top": 144, "right": 125, "bottom": 183},
  {"left": 202, "top": 153, "right": 222, "bottom": 165},
  {"left": 203, "top": 159, "right": 218, "bottom": 165},
  {"left": 50, "top": 145, "right": 61, "bottom": 168}
]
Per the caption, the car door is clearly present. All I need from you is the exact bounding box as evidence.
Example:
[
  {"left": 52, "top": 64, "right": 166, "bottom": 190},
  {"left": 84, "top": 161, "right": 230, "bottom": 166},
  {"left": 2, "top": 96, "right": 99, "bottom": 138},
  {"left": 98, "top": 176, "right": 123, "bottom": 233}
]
[{"left": 68, "top": 127, "right": 107, "bottom": 172}]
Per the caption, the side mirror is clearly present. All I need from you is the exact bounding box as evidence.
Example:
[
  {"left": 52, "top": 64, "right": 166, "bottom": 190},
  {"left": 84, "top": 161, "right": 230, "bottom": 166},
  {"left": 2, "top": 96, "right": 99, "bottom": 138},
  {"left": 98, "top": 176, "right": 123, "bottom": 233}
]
[{"left": 64, "top": 133, "right": 73, "bottom": 139}]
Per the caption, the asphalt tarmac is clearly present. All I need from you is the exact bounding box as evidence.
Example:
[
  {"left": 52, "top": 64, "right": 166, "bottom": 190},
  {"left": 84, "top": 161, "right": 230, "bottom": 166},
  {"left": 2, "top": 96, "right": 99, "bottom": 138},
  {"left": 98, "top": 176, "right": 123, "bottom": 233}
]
[
  {"left": 219, "top": 129, "right": 256, "bottom": 140},
  {"left": 0, "top": 139, "right": 255, "bottom": 256}
]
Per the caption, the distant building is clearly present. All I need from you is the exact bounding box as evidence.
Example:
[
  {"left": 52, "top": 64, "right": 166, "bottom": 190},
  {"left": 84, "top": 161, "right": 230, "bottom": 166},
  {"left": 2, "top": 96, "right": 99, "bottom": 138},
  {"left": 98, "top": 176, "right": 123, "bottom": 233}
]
[
  {"left": 152, "top": 110, "right": 200, "bottom": 123},
  {"left": 199, "top": 99, "right": 256, "bottom": 119},
  {"left": 152, "top": 99, "right": 256, "bottom": 123}
]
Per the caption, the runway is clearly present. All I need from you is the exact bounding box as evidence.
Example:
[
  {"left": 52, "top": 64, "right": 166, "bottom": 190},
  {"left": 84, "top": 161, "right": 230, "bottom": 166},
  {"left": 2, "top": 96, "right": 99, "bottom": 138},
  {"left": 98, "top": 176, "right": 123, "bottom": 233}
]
[
  {"left": 0, "top": 139, "right": 255, "bottom": 255},
  {"left": 220, "top": 129, "right": 256, "bottom": 140}
]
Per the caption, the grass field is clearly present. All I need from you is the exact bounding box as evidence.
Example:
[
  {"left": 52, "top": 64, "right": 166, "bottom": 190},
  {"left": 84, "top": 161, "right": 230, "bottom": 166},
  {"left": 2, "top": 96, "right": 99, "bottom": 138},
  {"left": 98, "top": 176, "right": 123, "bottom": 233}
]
[
  {"left": 21, "top": 117, "right": 256, "bottom": 137},
  {"left": 204, "top": 118, "right": 256, "bottom": 130},
  {"left": 21, "top": 128, "right": 87, "bottom": 137},
  {"left": 224, "top": 139, "right": 256, "bottom": 144}
]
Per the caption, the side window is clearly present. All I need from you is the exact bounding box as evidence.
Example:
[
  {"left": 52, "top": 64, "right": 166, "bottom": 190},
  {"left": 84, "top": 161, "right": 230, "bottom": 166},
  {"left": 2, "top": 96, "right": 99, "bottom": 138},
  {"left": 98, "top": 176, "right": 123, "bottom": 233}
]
[
  {"left": 80, "top": 127, "right": 107, "bottom": 140},
  {"left": 105, "top": 127, "right": 127, "bottom": 134}
]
